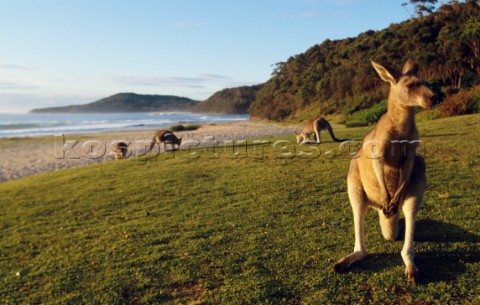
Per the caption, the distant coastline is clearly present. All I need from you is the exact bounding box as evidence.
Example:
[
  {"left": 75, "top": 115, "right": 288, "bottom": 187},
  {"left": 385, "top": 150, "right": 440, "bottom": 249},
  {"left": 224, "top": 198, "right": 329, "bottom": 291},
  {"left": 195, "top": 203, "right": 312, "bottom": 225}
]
[
  {"left": 29, "top": 93, "right": 200, "bottom": 114},
  {"left": 29, "top": 85, "right": 262, "bottom": 115}
]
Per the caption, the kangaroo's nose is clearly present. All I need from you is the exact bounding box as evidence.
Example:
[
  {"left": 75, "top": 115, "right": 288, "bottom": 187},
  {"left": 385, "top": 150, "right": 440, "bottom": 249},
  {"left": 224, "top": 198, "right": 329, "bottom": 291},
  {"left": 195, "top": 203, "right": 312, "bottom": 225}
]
[
  {"left": 420, "top": 90, "right": 435, "bottom": 108},
  {"left": 428, "top": 91, "right": 437, "bottom": 105}
]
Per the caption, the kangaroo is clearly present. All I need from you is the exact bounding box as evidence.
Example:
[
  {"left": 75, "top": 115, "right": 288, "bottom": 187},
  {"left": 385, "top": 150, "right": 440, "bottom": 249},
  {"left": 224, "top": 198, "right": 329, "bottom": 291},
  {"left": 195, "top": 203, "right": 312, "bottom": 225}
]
[
  {"left": 148, "top": 130, "right": 182, "bottom": 152},
  {"left": 332, "top": 60, "right": 434, "bottom": 283},
  {"left": 295, "top": 117, "right": 347, "bottom": 144},
  {"left": 111, "top": 141, "right": 129, "bottom": 160}
]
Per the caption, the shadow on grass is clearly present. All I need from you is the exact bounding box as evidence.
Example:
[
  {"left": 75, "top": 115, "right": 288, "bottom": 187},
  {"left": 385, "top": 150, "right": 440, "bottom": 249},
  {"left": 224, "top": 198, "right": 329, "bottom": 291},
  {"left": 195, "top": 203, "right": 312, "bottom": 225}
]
[
  {"left": 346, "top": 219, "right": 480, "bottom": 284},
  {"left": 414, "top": 250, "right": 479, "bottom": 284},
  {"left": 414, "top": 219, "right": 480, "bottom": 284},
  {"left": 414, "top": 219, "right": 480, "bottom": 243}
]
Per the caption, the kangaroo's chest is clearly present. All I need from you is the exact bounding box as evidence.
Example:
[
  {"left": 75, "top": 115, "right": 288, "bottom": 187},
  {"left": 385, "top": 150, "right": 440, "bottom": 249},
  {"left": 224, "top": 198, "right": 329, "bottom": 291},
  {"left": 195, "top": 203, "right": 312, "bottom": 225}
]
[{"left": 358, "top": 140, "right": 415, "bottom": 200}]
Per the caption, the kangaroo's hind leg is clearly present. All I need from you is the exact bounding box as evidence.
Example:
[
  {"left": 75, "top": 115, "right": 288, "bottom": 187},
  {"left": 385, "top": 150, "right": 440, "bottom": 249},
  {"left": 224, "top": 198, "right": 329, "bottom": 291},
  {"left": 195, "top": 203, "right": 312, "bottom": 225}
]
[
  {"left": 332, "top": 159, "right": 368, "bottom": 272},
  {"left": 401, "top": 194, "right": 422, "bottom": 283},
  {"left": 315, "top": 130, "right": 321, "bottom": 144},
  {"left": 313, "top": 122, "right": 321, "bottom": 144},
  {"left": 396, "top": 156, "right": 425, "bottom": 282},
  {"left": 399, "top": 186, "right": 423, "bottom": 283}
]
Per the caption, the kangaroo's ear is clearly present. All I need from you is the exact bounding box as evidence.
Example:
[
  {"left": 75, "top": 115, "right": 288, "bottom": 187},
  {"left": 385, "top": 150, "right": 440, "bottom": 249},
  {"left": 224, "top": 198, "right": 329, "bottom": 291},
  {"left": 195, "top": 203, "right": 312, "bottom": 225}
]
[
  {"left": 295, "top": 131, "right": 299, "bottom": 135},
  {"left": 371, "top": 61, "right": 397, "bottom": 85},
  {"left": 402, "top": 59, "right": 419, "bottom": 76}
]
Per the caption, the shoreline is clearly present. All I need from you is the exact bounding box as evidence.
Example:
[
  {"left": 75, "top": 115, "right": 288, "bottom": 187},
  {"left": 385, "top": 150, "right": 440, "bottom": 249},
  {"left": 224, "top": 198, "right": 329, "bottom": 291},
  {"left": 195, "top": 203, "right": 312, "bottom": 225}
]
[{"left": 0, "top": 120, "right": 299, "bottom": 183}]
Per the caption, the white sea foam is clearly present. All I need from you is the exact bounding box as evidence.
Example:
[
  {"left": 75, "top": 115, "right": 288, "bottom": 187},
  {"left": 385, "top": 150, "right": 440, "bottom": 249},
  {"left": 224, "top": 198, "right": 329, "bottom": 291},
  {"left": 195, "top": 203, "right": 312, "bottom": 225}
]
[{"left": 0, "top": 112, "right": 250, "bottom": 137}]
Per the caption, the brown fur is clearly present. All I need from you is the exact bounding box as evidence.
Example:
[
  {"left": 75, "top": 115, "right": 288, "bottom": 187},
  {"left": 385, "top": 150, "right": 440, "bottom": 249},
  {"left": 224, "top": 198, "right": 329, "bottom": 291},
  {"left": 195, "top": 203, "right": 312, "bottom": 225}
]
[
  {"left": 111, "top": 142, "right": 129, "bottom": 160},
  {"left": 332, "top": 60, "right": 434, "bottom": 283},
  {"left": 295, "top": 117, "right": 346, "bottom": 144},
  {"left": 148, "top": 130, "right": 182, "bottom": 152}
]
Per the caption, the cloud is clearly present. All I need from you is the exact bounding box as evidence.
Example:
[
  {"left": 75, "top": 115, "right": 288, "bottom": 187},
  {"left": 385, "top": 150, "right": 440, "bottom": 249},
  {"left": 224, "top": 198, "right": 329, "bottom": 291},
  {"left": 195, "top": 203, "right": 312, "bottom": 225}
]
[
  {"left": 199, "top": 74, "right": 233, "bottom": 81},
  {"left": 106, "top": 74, "right": 236, "bottom": 90},
  {"left": 0, "top": 63, "right": 35, "bottom": 70},
  {"left": 0, "top": 72, "right": 262, "bottom": 112},
  {"left": 103, "top": 73, "right": 259, "bottom": 101},
  {"left": 0, "top": 92, "right": 97, "bottom": 113},
  {"left": 0, "top": 65, "right": 40, "bottom": 91},
  {"left": 0, "top": 80, "right": 38, "bottom": 91}
]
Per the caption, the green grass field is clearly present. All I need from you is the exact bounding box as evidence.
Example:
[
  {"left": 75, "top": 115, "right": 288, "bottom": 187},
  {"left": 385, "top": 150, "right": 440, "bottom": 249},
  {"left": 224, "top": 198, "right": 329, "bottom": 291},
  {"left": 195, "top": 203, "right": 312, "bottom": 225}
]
[{"left": 1, "top": 114, "right": 479, "bottom": 304}]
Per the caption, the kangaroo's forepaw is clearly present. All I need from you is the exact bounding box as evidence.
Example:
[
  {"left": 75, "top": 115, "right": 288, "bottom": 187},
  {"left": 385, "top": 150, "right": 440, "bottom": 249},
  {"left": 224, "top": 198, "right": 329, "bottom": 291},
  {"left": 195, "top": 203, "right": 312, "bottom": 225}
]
[
  {"left": 405, "top": 266, "right": 419, "bottom": 283},
  {"left": 382, "top": 198, "right": 399, "bottom": 217}
]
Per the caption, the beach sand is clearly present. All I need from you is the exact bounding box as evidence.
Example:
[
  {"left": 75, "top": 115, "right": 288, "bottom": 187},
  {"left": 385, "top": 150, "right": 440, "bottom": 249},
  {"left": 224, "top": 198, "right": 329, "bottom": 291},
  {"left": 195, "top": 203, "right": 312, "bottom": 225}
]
[{"left": 0, "top": 120, "right": 298, "bottom": 182}]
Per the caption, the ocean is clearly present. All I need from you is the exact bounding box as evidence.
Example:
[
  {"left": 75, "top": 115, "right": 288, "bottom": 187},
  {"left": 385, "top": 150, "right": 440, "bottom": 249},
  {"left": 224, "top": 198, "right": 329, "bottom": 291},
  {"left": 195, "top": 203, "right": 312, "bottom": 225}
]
[{"left": 0, "top": 112, "right": 250, "bottom": 138}]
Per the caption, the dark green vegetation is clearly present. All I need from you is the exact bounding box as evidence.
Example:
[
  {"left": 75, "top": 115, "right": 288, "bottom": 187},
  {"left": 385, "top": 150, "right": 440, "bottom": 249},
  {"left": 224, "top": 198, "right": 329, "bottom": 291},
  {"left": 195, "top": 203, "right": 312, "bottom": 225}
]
[
  {"left": 343, "top": 100, "right": 388, "bottom": 127},
  {"left": 1, "top": 114, "right": 479, "bottom": 304},
  {"left": 30, "top": 93, "right": 200, "bottom": 114},
  {"left": 249, "top": 1, "right": 480, "bottom": 121},
  {"left": 169, "top": 124, "right": 201, "bottom": 132},
  {"left": 193, "top": 85, "right": 262, "bottom": 114}
]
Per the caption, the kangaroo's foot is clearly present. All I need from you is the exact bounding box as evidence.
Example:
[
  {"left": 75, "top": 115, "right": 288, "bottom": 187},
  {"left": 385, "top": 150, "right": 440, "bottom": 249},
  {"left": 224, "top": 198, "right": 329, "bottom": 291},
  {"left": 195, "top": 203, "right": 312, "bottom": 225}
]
[
  {"left": 332, "top": 251, "right": 367, "bottom": 273},
  {"left": 402, "top": 249, "right": 419, "bottom": 283},
  {"left": 405, "top": 265, "right": 419, "bottom": 283}
]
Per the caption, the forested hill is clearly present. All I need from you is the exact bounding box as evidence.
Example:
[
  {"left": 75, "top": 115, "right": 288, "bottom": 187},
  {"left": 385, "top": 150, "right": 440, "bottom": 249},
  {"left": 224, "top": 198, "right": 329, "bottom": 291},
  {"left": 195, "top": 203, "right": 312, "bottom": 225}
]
[
  {"left": 30, "top": 93, "right": 200, "bottom": 113},
  {"left": 248, "top": 1, "right": 480, "bottom": 121},
  {"left": 193, "top": 85, "right": 262, "bottom": 114},
  {"left": 30, "top": 88, "right": 262, "bottom": 114}
]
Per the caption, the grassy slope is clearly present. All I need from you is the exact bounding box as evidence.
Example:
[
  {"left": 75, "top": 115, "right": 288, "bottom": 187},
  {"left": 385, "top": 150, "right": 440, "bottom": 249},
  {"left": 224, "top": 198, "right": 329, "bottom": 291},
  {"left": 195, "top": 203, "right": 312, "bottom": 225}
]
[{"left": 0, "top": 115, "right": 479, "bottom": 304}]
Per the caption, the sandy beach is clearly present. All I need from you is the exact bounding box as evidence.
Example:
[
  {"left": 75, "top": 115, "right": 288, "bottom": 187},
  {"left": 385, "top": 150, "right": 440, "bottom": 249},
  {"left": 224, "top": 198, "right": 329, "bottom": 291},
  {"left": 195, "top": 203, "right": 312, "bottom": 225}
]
[{"left": 0, "top": 120, "right": 298, "bottom": 182}]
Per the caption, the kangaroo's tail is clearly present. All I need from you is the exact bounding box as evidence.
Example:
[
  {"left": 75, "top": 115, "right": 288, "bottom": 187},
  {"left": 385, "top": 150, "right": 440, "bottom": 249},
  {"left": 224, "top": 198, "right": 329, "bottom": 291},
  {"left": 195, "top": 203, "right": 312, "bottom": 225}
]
[{"left": 326, "top": 122, "right": 348, "bottom": 142}]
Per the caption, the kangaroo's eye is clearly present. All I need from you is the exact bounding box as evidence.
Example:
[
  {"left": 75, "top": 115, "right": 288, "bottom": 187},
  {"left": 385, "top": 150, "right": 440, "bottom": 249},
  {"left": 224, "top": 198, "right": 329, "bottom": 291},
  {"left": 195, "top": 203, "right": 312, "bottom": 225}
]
[{"left": 407, "top": 83, "right": 418, "bottom": 89}]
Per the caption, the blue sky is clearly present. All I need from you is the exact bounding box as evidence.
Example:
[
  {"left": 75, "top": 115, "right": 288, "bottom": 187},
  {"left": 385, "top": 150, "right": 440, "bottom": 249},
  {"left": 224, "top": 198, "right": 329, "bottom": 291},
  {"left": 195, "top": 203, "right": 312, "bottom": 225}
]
[{"left": 0, "top": 0, "right": 419, "bottom": 113}]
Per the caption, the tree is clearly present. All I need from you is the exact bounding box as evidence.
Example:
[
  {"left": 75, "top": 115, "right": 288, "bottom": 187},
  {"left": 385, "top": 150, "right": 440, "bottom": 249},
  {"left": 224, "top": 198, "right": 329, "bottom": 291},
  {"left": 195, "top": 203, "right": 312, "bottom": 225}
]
[
  {"left": 403, "top": 0, "right": 438, "bottom": 17},
  {"left": 249, "top": 1, "right": 479, "bottom": 121}
]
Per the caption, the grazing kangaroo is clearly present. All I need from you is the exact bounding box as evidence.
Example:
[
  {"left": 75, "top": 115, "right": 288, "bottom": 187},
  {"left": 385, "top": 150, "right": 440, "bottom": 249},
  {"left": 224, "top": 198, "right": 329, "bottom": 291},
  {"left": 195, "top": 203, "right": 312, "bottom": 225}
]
[
  {"left": 332, "top": 60, "right": 434, "bottom": 283},
  {"left": 148, "top": 130, "right": 182, "bottom": 152},
  {"left": 296, "top": 117, "right": 347, "bottom": 144},
  {"left": 111, "top": 141, "right": 129, "bottom": 160}
]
